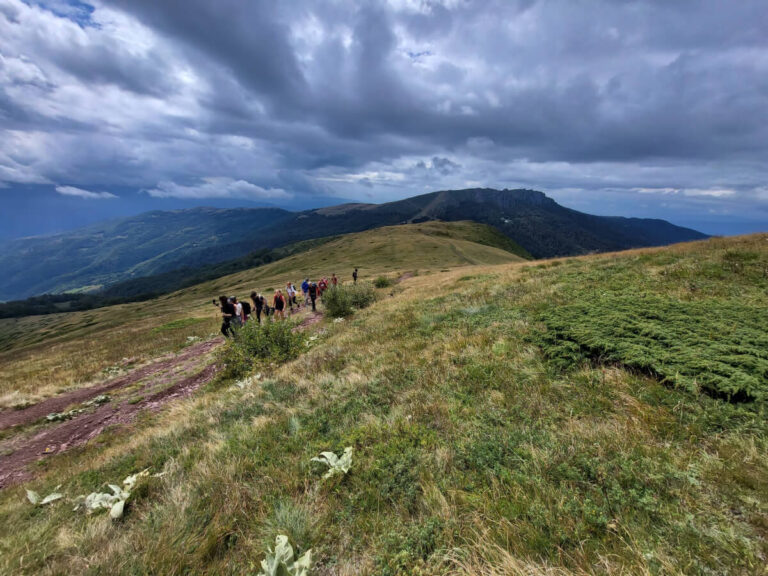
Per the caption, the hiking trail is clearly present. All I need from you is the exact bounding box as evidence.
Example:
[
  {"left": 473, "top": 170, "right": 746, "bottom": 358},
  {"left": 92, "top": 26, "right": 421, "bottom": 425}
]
[
  {"left": 0, "top": 306, "right": 326, "bottom": 489},
  {"left": 0, "top": 339, "right": 222, "bottom": 488}
]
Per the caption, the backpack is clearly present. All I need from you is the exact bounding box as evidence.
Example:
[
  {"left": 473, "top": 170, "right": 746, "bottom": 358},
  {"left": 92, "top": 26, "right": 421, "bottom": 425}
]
[{"left": 241, "top": 301, "right": 252, "bottom": 315}]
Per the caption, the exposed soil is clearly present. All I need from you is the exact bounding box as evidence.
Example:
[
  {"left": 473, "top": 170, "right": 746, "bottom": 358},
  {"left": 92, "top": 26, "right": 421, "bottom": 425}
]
[
  {"left": 0, "top": 339, "right": 221, "bottom": 432},
  {"left": 398, "top": 271, "right": 415, "bottom": 282},
  {"left": 0, "top": 340, "right": 221, "bottom": 489},
  {"left": 295, "top": 310, "right": 324, "bottom": 330},
  {"left": 0, "top": 306, "right": 327, "bottom": 489}
]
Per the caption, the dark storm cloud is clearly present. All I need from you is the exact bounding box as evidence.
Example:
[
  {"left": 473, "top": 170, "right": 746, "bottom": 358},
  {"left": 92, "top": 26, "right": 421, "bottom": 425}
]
[
  {"left": 106, "top": 0, "right": 309, "bottom": 113},
  {"left": 0, "top": 0, "right": 766, "bottom": 235}
]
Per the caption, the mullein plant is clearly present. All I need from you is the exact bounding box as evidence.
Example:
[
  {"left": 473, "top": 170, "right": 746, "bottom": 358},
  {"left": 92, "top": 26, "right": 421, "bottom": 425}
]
[
  {"left": 258, "top": 535, "right": 312, "bottom": 576},
  {"left": 311, "top": 447, "right": 353, "bottom": 480},
  {"left": 26, "top": 468, "right": 162, "bottom": 520}
]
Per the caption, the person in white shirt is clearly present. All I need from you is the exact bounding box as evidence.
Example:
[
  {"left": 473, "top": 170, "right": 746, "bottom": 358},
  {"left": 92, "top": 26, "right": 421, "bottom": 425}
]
[
  {"left": 286, "top": 283, "right": 297, "bottom": 311},
  {"left": 232, "top": 296, "right": 244, "bottom": 326}
]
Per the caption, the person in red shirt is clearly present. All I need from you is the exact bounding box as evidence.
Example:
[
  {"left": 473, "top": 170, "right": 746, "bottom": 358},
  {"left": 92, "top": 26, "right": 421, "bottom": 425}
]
[
  {"left": 331, "top": 273, "right": 338, "bottom": 287},
  {"left": 318, "top": 277, "right": 328, "bottom": 296}
]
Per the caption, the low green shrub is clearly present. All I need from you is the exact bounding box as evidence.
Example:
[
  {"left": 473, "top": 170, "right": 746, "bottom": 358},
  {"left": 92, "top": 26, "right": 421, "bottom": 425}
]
[
  {"left": 323, "top": 283, "right": 377, "bottom": 317},
  {"left": 536, "top": 295, "right": 768, "bottom": 401},
  {"left": 219, "top": 320, "right": 305, "bottom": 380},
  {"left": 374, "top": 276, "right": 393, "bottom": 288}
]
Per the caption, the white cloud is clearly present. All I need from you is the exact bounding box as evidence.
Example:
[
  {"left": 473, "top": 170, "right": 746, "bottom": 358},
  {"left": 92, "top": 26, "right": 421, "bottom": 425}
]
[
  {"left": 682, "top": 188, "right": 737, "bottom": 198},
  {"left": 55, "top": 185, "right": 117, "bottom": 199},
  {"left": 632, "top": 187, "right": 737, "bottom": 198},
  {"left": 145, "top": 177, "right": 291, "bottom": 200}
]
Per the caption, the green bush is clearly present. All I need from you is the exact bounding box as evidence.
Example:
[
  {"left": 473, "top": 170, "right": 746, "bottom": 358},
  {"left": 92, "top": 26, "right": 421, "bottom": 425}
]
[
  {"left": 219, "top": 319, "right": 305, "bottom": 380},
  {"left": 323, "top": 283, "right": 377, "bottom": 318},
  {"left": 374, "top": 276, "right": 393, "bottom": 288}
]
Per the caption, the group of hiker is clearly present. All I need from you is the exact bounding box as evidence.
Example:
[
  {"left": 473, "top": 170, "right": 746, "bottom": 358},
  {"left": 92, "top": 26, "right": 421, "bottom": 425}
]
[{"left": 215, "top": 269, "right": 359, "bottom": 338}]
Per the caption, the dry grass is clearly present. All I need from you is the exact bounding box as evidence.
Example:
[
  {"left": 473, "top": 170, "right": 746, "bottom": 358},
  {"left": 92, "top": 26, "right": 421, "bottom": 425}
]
[
  {"left": 0, "top": 233, "right": 766, "bottom": 574},
  {"left": 0, "top": 221, "right": 524, "bottom": 406}
]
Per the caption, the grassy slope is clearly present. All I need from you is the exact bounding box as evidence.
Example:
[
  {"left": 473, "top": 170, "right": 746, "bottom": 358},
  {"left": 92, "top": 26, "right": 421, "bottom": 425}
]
[
  {"left": 0, "top": 234, "right": 765, "bottom": 575},
  {"left": 0, "top": 221, "right": 525, "bottom": 407}
]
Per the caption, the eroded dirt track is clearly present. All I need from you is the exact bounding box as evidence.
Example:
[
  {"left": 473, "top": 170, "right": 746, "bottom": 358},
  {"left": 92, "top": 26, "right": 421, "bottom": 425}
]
[
  {"left": 0, "top": 339, "right": 222, "bottom": 488},
  {"left": 0, "top": 340, "right": 221, "bottom": 431}
]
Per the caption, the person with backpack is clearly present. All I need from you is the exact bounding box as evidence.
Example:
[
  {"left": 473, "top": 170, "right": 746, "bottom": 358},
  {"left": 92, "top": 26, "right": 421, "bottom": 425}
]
[
  {"left": 273, "top": 289, "right": 286, "bottom": 320},
  {"left": 331, "top": 273, "right": 338, "bottom": 287},
  {"left": 250, "top": 291, "right": 264, "bottom": 324},
  {"left": 353, "top": 268, "right": 358, "bottom": 284},
  {"left": 231, "top": 297, "right": 243, "bottom": 328},
  {"left": 308, "top": 281, "right": 318, "bottom": 311},
  {"left": 286, "top": 282, "right": 296, "bottom": 311},
  {"left": 216, "top": 295, "right": 236, "bottom": 338},
  {"left": 301, "top": 278, "right": 310, "bottom": 306},
  {"left": 241, "top": 297, "right": 252, "bottom": 322}
]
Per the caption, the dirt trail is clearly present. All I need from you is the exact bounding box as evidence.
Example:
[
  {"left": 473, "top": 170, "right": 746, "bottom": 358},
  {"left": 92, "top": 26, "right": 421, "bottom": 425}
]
[
  {"left": 295, "top": 310, "right": 324, "bottom": 330},
  {"left": 398, "top": 271, "right": 415, "bottom": 282},
  {"left": 0, "top": 306, "right": 328, "bottom": 489},
  {"left": 0, "top": 339, "right": 221, "bottom": 432},
  {"left": 0, "top": 340, "right": 222, "bottom": 488}
]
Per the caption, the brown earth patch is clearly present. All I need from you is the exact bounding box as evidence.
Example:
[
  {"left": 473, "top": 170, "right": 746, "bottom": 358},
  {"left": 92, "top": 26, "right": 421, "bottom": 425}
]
[
  {"left": 295, "top": 311, "right": 324, "bottom": 330},
  {"left": 0, "top": 340, "right": 221, "bottom": 488},
  {"left": 0, "top": 306, "right": 328, "bottom": 489},
  {"left": 0, "top": 339, "right": 222, "bottom": 432}
]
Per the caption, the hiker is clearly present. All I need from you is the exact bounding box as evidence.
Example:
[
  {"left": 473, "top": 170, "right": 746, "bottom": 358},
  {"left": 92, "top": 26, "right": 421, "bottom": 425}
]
[
  {"left": 331, "top": 273, "right": 338, "bottom": 287},
  {"left": 216, "top": 295, "right": 236, "bottom": 338},
  {"left": 273, "top": 289, "right": 286, "bottom": 320},
  {"left": 353, "top": 268, "right": 358, "bottom": 283},
  {"left": 286, "top": 282, "right": 296, "bottom": 311},
  {"left": 308, "top": 281, "right": 318, "bottom": 311},
  {"left": 250, "top": 291, "right": 264, "bottom": 324},
  {"left": 290, "top": 283, "right": 299, "bottom": 308},
  {"left": 318, "top": 277, "right": 328, "bottom": 298},
  {"left": 241, "top": 297, "right": 252, "bottom": 322},
  {"left": 301, "top": 278, "right": 310, "bottom": 305},
  {"left": 231, "top": 297, "right": 243, "bottom": 328}
]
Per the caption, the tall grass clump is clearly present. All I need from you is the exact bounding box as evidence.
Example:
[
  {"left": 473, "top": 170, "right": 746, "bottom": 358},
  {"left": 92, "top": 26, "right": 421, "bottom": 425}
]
[
  {"left": 219, "top": 320, "right": 305, "bottom": 379},
  {"left": 323, "top": 283, "right": 377, "bottom": 317},
  {"left": 374, "top": 275, "right": 393, "bottom": 288}
]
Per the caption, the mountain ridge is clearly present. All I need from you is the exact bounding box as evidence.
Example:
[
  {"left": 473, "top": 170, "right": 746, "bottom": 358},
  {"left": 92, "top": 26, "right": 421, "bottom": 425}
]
[{"left": 0, "top": 188, "right": 707, "bottom": 300}]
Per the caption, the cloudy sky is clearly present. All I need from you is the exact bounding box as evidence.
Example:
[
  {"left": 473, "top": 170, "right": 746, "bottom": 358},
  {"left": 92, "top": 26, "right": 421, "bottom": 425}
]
[{"left": 1, "top": 0, "right": 767, "bottom": 239}]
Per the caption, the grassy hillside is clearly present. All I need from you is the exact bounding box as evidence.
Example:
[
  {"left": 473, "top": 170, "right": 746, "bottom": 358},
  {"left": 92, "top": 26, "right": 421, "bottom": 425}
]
[
  {"left": 0, "top": 221, "right": 526, "bottom": 408},
  {"left": 0, "top": 236, "right": 342, "bottom": 319},
  {"left": 0, "top": 233, "right": 765, "bottom": 575}
]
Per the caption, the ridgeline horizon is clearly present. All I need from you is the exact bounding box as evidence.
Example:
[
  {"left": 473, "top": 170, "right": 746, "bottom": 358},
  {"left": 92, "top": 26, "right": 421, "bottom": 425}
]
[{"left": 0, "top": 187, "right": 707, "bottom": 302}]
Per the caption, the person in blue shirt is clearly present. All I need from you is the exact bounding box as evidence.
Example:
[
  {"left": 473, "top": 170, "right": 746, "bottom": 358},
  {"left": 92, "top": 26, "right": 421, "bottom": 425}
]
[{"left": 301, "top": 278, "right": 310, "bottom": 307}]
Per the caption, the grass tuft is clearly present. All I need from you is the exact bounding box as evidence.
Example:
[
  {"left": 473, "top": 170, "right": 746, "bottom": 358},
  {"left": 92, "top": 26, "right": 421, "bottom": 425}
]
[{"left": 322, "top": 283, "right": 377, "bottom": 318}]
